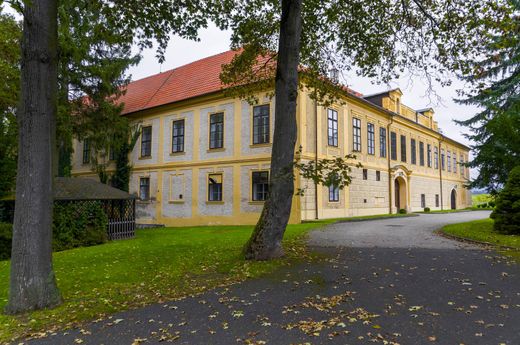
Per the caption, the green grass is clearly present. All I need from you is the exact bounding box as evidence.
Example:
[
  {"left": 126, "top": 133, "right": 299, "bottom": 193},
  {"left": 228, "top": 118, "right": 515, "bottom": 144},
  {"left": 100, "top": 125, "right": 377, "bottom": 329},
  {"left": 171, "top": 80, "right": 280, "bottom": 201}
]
[
  {"left": 303, "top": 213, "right": 413, "bottom": 224},
  {"left": 0, "top": 221, "right": 333, "bottom": 343},
  {"left": 472, "top": 193, "right": 493, "bottom": 205},
  {"left": 442, "top": 218, "right": 520, "bottom": 249}
]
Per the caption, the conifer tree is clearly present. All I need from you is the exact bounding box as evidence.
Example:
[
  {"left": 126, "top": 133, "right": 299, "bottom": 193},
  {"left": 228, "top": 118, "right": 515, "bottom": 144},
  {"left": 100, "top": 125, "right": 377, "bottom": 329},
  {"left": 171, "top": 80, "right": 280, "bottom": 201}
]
[{"left": 491, "top": 166, "right": 520, "bottom": 234}]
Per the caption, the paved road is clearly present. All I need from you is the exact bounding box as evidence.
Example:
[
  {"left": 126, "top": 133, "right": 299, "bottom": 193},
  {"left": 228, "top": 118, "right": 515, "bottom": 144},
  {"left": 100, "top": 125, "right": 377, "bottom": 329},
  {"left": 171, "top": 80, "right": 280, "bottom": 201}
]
[
  {"left": 309, "top": 211, "right": 492, "bottom": 249},
  {"left": 25, "top": 211, "right": 520, "bottom": 345}
]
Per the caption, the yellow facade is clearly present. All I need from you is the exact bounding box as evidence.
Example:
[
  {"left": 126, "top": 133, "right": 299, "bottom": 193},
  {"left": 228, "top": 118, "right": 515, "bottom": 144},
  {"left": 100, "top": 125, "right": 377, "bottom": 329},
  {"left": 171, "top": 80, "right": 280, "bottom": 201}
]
[{"left": 71, "top": 86, "right": 471, "bottom": 227}]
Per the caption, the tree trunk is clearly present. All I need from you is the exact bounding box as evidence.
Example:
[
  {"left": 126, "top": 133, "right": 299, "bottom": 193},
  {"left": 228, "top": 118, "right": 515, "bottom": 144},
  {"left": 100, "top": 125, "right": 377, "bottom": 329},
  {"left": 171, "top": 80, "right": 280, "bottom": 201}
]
[
  {"left": 243, "top": 0, "right": 303, "bottom": 260},
  {"left": 6, "top": 0, "right": 61, "bottom": 314}
]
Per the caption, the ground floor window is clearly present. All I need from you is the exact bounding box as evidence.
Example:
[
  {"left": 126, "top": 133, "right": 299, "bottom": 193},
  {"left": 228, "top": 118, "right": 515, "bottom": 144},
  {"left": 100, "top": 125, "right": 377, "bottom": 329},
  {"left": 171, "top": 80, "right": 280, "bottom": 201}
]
[
  {"left": 363, "top": 169, "right": 368, "bottom": 180},
  {"left": 139, "top": 177, "right": 150, "bottom": 201},
  {"left": 252, "top": 171, "right": 269, "bottom": 201},
  {"left": 376, "top": 171, "right": 381, "bottom": 181},
  {"left": 435, "top": 194, "right": 440, "bottom": 207},
  {"left": 329, "top": 185, "right": 340, "bottom": 202},
  {"left": 208, "top": 174, "right": 223, "bottom": 201},
  {"left": 421, "top": 194, "right": 426, "bottom": 208}
]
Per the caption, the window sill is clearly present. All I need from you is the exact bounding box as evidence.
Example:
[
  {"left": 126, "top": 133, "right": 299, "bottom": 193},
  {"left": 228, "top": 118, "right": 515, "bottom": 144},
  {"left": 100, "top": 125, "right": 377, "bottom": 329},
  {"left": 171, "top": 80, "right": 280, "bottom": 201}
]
[
  {"left": 207, "top": 148, "right": 225, "bottom": 153},
  {"left": 248, "top": 201, "right": 265, "bottom": 205},
  {"left": 169, "top": 200, "right": 185, "bottom": 204},
  {"left": 170, "top": 151, "right": 185, "bottom": 156},
  {"left": 206, "top": 201, "right": 224, "bottom": 205},
  {"left": 137, "top": 200, "right": 152, "bottom": 204},
  {"left": 249, "top": 143, "right": 271, "bottom": 148},
  {"left": 139, "top": 156, "right": 152, "bottom": 160}
]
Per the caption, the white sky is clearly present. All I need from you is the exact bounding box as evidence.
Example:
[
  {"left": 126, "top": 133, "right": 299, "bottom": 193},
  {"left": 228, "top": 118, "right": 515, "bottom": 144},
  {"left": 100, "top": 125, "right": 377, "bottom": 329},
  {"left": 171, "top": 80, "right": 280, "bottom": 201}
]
[{"left": 128, "top": 25, "right": 480, "bottom": 153}]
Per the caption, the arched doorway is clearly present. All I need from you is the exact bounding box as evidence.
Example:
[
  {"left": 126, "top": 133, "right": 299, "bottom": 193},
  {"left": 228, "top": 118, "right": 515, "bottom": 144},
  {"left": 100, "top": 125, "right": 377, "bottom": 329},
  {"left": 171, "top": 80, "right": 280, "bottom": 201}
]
[
  {"left": 450, "top": 189, "right": 457, "bottom": 210},
  {"left": 394, "top": 177, "right": 407, "bottom": 211}
]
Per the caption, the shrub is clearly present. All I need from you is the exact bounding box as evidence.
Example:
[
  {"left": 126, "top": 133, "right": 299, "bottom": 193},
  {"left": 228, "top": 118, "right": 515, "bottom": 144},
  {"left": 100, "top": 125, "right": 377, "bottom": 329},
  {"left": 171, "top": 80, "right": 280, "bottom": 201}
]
[
  {"left": 399, "top": 208, "right": 407, "bottom": 214},
  {"left": 424, "top": 207, "right": 431, "bottom": 212},
  {"left": 488, "top": 200, "right": 496, "bottom": 208},
  {"left": 491, "top": 166, "right": 520, "bottom": 235},
  {"left": 0, "top": 223, "right": 12, "bottom": 260}
]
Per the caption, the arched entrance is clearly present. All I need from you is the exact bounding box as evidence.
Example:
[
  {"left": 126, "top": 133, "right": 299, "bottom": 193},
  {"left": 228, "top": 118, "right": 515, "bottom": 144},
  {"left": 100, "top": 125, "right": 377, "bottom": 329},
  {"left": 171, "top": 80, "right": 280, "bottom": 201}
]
[
  {"left": 450, "top": 189, "right": 457, "bottom": 210},
  {"left": 394, "top": 176, "right": 407, "bottom": 211}
]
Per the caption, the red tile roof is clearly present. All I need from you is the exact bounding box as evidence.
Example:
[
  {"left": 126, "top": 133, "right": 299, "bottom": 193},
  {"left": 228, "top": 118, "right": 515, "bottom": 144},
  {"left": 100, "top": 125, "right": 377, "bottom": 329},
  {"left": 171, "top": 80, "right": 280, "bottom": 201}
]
[{"left": 118, "top": 49, "right": 362, "bottom": 115}]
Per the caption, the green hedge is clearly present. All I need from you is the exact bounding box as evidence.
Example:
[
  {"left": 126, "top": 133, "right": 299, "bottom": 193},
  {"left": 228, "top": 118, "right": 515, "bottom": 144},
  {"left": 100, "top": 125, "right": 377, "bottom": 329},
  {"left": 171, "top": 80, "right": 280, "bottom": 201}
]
[{"left": 0, "top": 202, "right": 108, "bottom": 260}]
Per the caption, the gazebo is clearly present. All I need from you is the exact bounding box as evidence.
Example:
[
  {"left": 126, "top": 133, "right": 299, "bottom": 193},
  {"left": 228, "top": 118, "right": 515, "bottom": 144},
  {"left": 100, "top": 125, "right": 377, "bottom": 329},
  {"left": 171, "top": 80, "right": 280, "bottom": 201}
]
[{"left": 54, "top": 177, "right": 136, "bottom": 240}]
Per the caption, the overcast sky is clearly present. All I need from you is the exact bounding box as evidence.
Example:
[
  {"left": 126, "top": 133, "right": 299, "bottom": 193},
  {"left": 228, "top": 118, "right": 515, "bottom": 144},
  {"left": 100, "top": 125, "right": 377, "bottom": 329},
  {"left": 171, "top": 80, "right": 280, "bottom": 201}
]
[{"left": 128, "top": 24, "right": 480, "bottom": 153}]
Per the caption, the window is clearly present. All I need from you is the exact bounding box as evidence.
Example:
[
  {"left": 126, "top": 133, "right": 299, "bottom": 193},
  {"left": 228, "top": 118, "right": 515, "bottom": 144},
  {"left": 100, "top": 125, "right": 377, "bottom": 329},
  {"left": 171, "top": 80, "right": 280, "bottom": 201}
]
[
  {"left": 390, "top": 132, "right": 397, "bottom": 160},
  {"left": 411, "top": 139, "right": 417, "bottom": 165},
  {"left": 172, "top": 120, "right": 185, "bottom": 153},
  {"left": 379, "top": 127, "right": 387, "bottom": 158},
  {"left": 441, "top": 149, "right": 445, "bottom": 170},
  {"left": 427, "top": 144, "right": 432, "bottom": 168},
  {"left": 376, "top": 170, "right": 381, "bottom": 181},
  {"left": 453, "top": 154, "right": 457, "bottom": 173},
  {"left": 367, "top": 123, "right": 375, "bottom": 155},
  {"left": 352, "top": 118, "right": 361, "bottom": 152},
  {"left": 141, "top": 126, "right": 152, "bottom": 157},
  {"left": 419, "top": 141, "right": 425, "bottom": 166},
  {"left": 396, "top": 98, "right": 401, "bottom": 114},
  {"left": 208, "top": 174, "right": 223, "bottom": 201},
  {"left": 363, "top": 169, "right": 368, "bottom": 180},
  {"left": 434, "top": 146, "right": 439, "bottom": 169},
  {"left": 253, "top": 105, "right": 270, "bottom": 144},
  {"left": 329, "top": 185, "right": 339, "bottom": 202},
  {"left": 421, "top": 194, "right": 426, "bottom": 208},
  {"left": 435, "top": 194, "right": 440, "bottom": 207},
  {"left": 327, "top": 109, "right": 338, "bottom": 147},
  {"left": 209, "top": 112, "right": 224, "bottom": 149},
  {"left": 252, "top": 171, "right": 269, "bottom": 201},
  {"left": 460, "top": 154, "right": 464, "bottom": 176},
  {"left": 139, "top": 177, "right": 150, "bottom": 201},
  {"left": 447, "top": 151, "right": 451, "bottom": 172},
  {"left": 82, "top": 139, "right": 90, "bottom": 164},
  {"left": 400, "top": 135, "right": 407, "bottom": 162}
]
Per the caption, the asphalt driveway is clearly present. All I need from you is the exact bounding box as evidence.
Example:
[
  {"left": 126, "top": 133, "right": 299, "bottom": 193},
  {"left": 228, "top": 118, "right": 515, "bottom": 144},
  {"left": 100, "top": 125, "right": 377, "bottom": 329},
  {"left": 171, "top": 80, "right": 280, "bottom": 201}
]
[{"left": 25, "top": 211, "right": 520, "bottom": 345}]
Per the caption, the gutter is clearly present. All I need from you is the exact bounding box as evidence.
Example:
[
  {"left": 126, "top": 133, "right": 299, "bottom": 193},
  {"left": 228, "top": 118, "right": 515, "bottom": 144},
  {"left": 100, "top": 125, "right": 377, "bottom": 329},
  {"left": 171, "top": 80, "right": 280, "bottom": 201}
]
[
  {"left": 438, "top": 137, "right": 444, "bottom": 210},
  {"left": 314, "top": 94, "right": 319, "bottom": 219},
  {"left": 387, "top": 115, "right": 394, "bottom": 214}
]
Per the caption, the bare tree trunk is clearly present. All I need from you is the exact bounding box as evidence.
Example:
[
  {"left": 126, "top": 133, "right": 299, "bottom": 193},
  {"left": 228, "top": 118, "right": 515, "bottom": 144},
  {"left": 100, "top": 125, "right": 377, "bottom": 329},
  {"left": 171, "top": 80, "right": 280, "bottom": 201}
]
[
  {"left": 6, "top": 0, "right": 61, "bottom": 314},
  {"left": 244, "top": 0, "right": 302, "bottom": 260}
]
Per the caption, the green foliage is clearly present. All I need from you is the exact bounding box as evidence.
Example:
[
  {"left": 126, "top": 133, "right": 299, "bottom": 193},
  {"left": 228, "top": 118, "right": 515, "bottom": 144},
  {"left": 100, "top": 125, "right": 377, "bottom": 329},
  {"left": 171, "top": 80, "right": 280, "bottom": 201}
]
[
  {"left": 0, "top": 13, "right": 20, "bottom": 198},
  {"left": 491, "top": 166, "right": 520, "bottom": 235},
  {"left": 443, "top": 218, "right": 520, "bottom": 249},
  {"left": 455, "top": 1, "right": 519, "bottom": 192},
  {"left": 52, "top": 202, "right": 108, "bottom": 251},
  {"left": 111, "top": 125, "right": 141, "bottom": 192},
  {"left": 399, "top": 209, "right": 407, "bottom": 214},
  {"left": 0, "top": 223, "right": 12, "bottom": 261},
  {"left": 424, "top": 207, "right": 431, "bottom": 213}
]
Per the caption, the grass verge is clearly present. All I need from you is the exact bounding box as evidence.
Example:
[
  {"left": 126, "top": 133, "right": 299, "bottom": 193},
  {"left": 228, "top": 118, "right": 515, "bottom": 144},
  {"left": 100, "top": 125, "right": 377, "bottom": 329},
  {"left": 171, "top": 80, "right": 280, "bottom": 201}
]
[
  {"left": 0, "top": 221, "right": 332, "bottom": 343},
  {"left": 303, "top": 213, "right": 415, "bottom": 224}
]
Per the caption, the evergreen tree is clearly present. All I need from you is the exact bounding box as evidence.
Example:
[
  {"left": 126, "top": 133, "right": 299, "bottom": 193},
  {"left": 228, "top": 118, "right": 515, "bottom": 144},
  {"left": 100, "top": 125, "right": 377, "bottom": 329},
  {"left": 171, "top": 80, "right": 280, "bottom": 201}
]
[
  {"left": 455, "top": 0, "right": 520, "bottom": 193},
  {"left": 491, "top": 166, "right": 520, "bottom": 234}
]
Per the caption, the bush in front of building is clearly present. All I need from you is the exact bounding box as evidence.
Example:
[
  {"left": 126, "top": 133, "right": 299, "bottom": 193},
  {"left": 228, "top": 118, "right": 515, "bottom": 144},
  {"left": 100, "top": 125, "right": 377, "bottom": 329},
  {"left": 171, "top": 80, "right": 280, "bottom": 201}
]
[
  {"left": 491, "top": 166, "right": 520, "bottom": 235},
  {"left": 399, "top": 208, "right": 407, "bottom": 214},
  {"left": 424, "top": 207, "right": 431, "bottom": 212},
  {"left": 0, "top": 202, "right": 108, "bottom": 260}
]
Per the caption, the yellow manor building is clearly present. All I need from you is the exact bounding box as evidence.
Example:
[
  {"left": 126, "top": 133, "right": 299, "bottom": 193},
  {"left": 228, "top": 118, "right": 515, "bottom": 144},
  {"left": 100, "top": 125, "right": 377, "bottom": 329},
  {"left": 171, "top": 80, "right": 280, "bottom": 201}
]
[{"left": 71, "top": 50, "right": 472, "bottom": 226}]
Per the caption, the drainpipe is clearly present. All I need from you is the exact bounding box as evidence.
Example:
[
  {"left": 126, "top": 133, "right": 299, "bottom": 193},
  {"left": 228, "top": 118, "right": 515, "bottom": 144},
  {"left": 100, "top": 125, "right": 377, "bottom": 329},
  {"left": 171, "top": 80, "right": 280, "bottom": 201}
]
[
  {"left": 387, "top": 115, "right": 394, "bottom": 214},
  {"left": 314, "top": 94, "right": 319, "bottom": 219},
  {"left": 438, "top": 136, "right": 444, "bottom": 211}
]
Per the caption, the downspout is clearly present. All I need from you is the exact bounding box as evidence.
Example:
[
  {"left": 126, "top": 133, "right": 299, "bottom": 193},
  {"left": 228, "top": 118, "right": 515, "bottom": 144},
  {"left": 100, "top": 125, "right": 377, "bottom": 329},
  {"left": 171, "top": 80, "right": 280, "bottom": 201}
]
[
  {"left": 387, "top": 115, "right": 394, "bottom": 214},
  {"left": 438, "top": 136, "right": 444, "bottom": 210},
  {"left": 314, "top": 95, "right": 319, "bottom": 219}
]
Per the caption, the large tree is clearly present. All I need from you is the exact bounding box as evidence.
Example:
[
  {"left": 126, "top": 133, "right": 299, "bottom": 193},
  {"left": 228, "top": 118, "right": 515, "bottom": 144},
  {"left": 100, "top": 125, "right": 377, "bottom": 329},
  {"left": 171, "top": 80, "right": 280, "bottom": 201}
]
[
  {"left": 455, "top": 0, "right": 519, "bottom": 193},
  {"left": 6, "top": 0, "right": 221, "bottom": 313},
  {"left": 218, "top": 0, "right": 512, "bottom": 260}
]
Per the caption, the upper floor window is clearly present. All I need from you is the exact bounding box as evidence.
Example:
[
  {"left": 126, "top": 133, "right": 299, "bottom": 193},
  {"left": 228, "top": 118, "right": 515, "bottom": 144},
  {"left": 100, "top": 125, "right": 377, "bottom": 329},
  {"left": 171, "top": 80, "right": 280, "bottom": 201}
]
[
  {"left": 209, "top": 112, "right": 224, "bottom": 149},
  {"left": 460, "top": 154, "right": 464, "bottom": 176},
  {"left": 139, "top": 177, "right": 150, "bottom": 201},
  {"left": 447, "top": 151, "right": 452, "bottom": 172},
  {"left": 352, "top": 117, "right": 361, "bottom": 152},
  {"left": 428, "top": 144, "right": 433, "bottom": 168},
  {"left": 379, "top": 127, "right": 387, "bottom": 158},
  {"left": 411, "top": 138, "right": 417, "bottom": 165},
  {"left": 329, "top": 185, "right": 339, "bottom": 202},
  {"left": 252, "top": 171, "right": 269, "bottom": 201},
  {"left": 434, "top": 146, "right": 439, "bottom": 169},
  {"left": 419, "top": 141, "right": 425, "bottom": 166},
  {"left": 141, "top": 126, "right": 152, "bottom": 157},
  {"left": 453, "top": 155, "right": 457, "bottom": 173},
  {"left": 253, "top": 105, "right": 270, "bottom": 145},
  {"left": 82, "top": 139, "right": 90, "bottom": 164},
  {"left": 327, "top": 109, "right": 338, "bottom": 147},
  {"left": 367, "top": 123, "right": 375, "bottom": 155},
  {"left": 400, "top": 135, "right": 407, "bottom": 162},
  {"left": 390, "top": 131, "right": 397, "bottom": 160},
  {"left": 172, "top": 120, "right": 185, "bottom": 153},
  {"left": 208, "top": 174, "right": 223, "bottom": 201},
  {"left": 441, "top": 149, "right": 445, "bottom": 170}
]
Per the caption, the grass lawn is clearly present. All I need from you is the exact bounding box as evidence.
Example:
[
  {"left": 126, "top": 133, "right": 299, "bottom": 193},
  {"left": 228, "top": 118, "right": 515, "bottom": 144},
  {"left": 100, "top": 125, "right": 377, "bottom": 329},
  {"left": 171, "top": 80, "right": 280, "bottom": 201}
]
[
  {"left": 0, "top": 221, "right": 332, "bottom": 343},
  {"left": 472, "top": 193, "right": 493, "bottom": 205},
  {"left": 442, "top": 218, "right": 520, "bottom": 249},
  {"left": 304, "top": 213, "right": 414, "bottom": 224}
]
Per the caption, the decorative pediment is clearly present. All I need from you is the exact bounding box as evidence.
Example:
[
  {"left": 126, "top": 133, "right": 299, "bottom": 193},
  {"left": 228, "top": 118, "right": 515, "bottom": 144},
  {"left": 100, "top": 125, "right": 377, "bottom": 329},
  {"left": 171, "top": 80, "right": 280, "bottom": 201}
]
[{"left": 390, "top": 165, "right": 413, "bottom": 176}]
